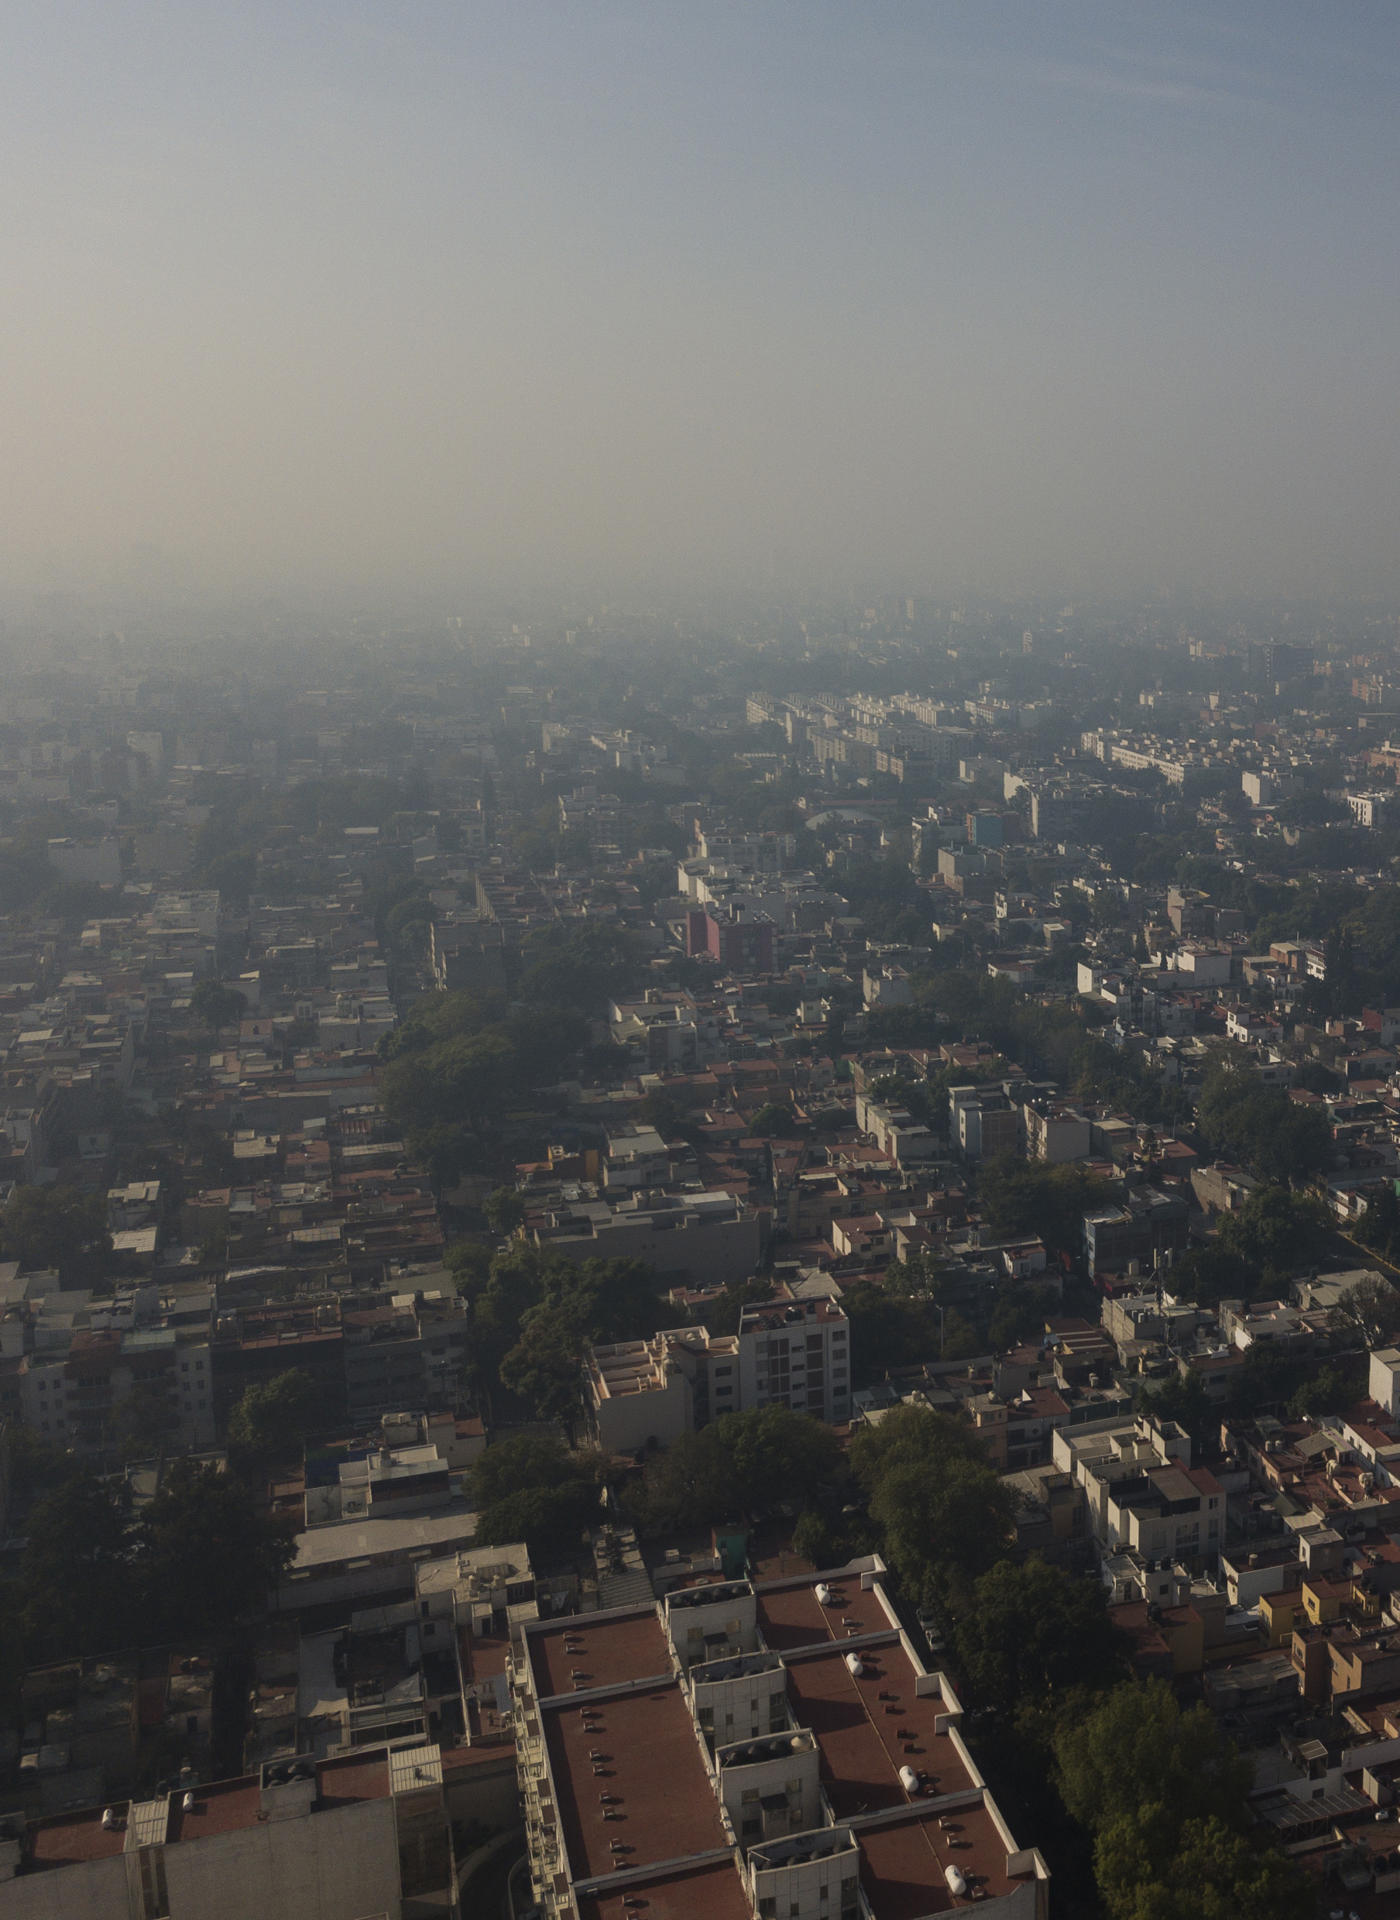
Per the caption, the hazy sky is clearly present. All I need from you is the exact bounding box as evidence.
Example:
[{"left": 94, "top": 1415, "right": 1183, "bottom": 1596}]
[{"left": 3, "top": 1, "right": 1399, "bottom": 606}]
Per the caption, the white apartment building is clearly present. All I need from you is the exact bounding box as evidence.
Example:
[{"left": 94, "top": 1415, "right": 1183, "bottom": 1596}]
[{"left": 587, "top": 1295, "right": 852, "bottom": 1453}]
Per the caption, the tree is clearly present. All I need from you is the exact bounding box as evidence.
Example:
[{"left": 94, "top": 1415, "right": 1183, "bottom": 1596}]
[
  {"left": 840, "top": 1282, "right": 945, "bottom": 1383},
  {"left": 867, "top": 1452, "right": 1015, "bottom": 1594},
  {"left": 1096, "top": 1811, "right": 1313, "bottom": 1920},
  {"left": 500, "top": 1303, "right": 587, "bottom": 1429},
  {"left": 0, "top": 1184, "right": 111, "bottom": 1285},
  {"left": 484, "top": 1187, "right": 527, "bottom": 1235},
  {"left": 749, "top": 1101, "right": 797, "bottom": 1137},
  {"left": 1195, "top": 1058, "right": 1332, "bottom": 1184},
  {"left": 850, "top": 1406, "right": 1014, "bottom": 1593},
  {"left": 117, "top": 1379, "right": 181, "bottom": 1461},
  {"left": 19, "top": 1472, "right": 134, "bottom": 1661},
  {"left": 475, "top": 1481, "right": 602, "bottom": 1564},
  {"left": 189, "top": 979, "right": 248, "bottom": 1030},
  {"left": 469, "top": 1435, "right": 602, "bottom": 1563},
  {"left": 978, "top": 1157, "right": 1114, "bottom": 1261},
  {"left": 1336, "top": 1271, "right": 1400, "bottom": 1344},
  {"left": 133, "top": 1460, "right": 294, "bottom": 1638},
  {"left": 636, "top": 1085, "right": 702, "bottom": 1140},
  {"left": 1053, "top": 1680, "right": 1252, "bottom": 1842},
  {"left": 227, "top": 1369, "right": 320, "bottom": 1469},
  {"left": 1165, "top": 1240, "right": 1255, "bottom": 1309},
  {"left": 1137, "top": 1371, "right": 1218, "bottom": 1456},
  {"left": 1214, "top": 1183, "right": 1331, "bottom": 1290},
  {"left": 635, "top": 1407, "right": 844, "bottom": 1532},
  {"left": 472, "top": 1434, "right": 584, "bottom": 1510},
  {"left": 954, "top": 1558, "right": 1123, "bottom": 1716}
]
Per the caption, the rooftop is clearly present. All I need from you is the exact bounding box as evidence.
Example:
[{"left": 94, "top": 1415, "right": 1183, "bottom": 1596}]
[
  {"left": 782, "top": 1643, "right": 974, "bottom": 1821},
  {"left": 315, "top": 1750, "right": 391, "bottom": 1807},
  {"left": 26, "top": 1803, "right": 130, "bottom": 1868},
  {"left": 544, "top": 1684, "right": 728, "bottom": 1880},
  {"left": 755, "top": 1572, "right": 869, "bottom": 1650},
  {"left": 576, "top": 1857, "right": 752, "bottom": 1920},
  {"left": 527, "top": 1610, "right": 671, "bottom": 1700},
  {"left": 164, "top": 1775, "right": 263, "bottom": 1841},
  {"left": 858, "top": 1802, "right": 1034, "bottom": 1915}
]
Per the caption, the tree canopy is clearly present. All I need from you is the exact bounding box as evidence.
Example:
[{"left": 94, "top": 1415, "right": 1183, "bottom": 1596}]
[
  {"left": 849, "top": 1405, "right": 1014, "bottom": 1594},
  {"left": 227, "top": 1368, "right": 321, "bottom": 1470},
  {"left": 634, "top": 1406, "right": 843, "bottom": 1533},
  {"left": 15, "top": 1460, "right": 294, "bottom": 1663},
  {"left": 0, "top": 1184, "right": 111, "bottom": 1285},
  {"left": 189, "top": 978, "right": 248, "bottom": 1030},
  {"left": 1048, "top": 1679, "right": 1311, "bottom": 1919},
  {"left": 1195, "top": 1057, "right": 1332, "bottom": 1185},
  {"left": 953, "top": 1557, "right": 1124, "bottom": 1715},
  {"left": 470, "top": 1435, "right": 602, "bottom": 1564}
]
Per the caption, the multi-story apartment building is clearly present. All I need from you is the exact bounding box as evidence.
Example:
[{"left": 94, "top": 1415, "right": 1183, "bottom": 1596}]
[
  {"left": 535, "top": 1188, "right": 762, "bottom": 1288},
  {"left": 4, "top": 1743, "right": 458, "bottom": 1919},
  {"left": 509, "top": 1556, "right": 1049, "bottom": 1920},
  {"left": 587, "top": 1294, "right": 852, "bottom": 1452}
]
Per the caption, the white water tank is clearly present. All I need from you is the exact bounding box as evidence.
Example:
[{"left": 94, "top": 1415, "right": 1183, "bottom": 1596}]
[
  {"left": 899, "top": 1765, "right": 920, "bottom": 1793},
  {"left": 815, "top": 1583, "right": 833, "bottom": 1606},
  {"left": 945, "top": 1865, "right": 967, "bottom": 1896},
  {"left": 845, "top": 1652, "right": 864, "bottom": 1676}
]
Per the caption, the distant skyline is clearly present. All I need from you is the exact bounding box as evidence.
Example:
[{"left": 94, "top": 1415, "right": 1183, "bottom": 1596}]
[{"left": 3, "top": 2, "right": 1399, "bottom": 608}]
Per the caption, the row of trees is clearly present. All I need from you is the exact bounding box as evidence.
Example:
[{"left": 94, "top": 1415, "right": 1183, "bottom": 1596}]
[{"left": 8, "top": 1460, "right": 294, "bottom": 1670}]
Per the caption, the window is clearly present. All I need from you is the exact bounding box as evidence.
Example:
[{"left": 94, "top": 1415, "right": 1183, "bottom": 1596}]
[{"left": 138, "top": 1846, "right": 170, "bottom": 1920}]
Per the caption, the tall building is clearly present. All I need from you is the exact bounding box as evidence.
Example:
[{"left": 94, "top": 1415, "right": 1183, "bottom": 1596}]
[
  {"left": 586, "top": 1295, "right": 852, "bottom": 1452},
  {"left": 509, "top": 1556, "right": 1049, "bottom": 1920},
  {"left": 4, "top": 1744, "right": 458, "bottom": 1919},
  {"left": 685, "top": 905, "right": 776, "bottom": 974}
]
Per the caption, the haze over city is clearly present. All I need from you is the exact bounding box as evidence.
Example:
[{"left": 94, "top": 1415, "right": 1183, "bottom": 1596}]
[{"left": 4, "top": 0, "right": 1400, "bottom": 611}]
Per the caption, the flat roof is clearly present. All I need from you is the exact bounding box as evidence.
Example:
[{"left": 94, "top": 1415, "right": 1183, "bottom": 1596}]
[
  {"left": 544, "top": 1684, "right": 728, "bottom": 1880},
  {"left": 527, "top": 1610, "right": 671, "bottom": 1699},
  {"left": 27, "top": 1804, "right": 129, "bottom": 1867},
  {"left": 577, "top": 1857, "right": 751, "bottom": 1920},
  {"left": 165, "top": 1776, "right": 262, "bottom": 1841},
  {"left": 290, "top": 1509, "right": 478, "bottom": 1572},
  {"left": 783, "top": 1644, "right": 976, "bottom": 1822},
  {"left": 316, "top": 1751, "right": 390, "bottom": 1807},
  {"left": 755, "top": 1573, "right": 867, "bottom": 1650},
  {"left": 859, "top": 1802, "right": 1023, "bottom": 1915}
]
